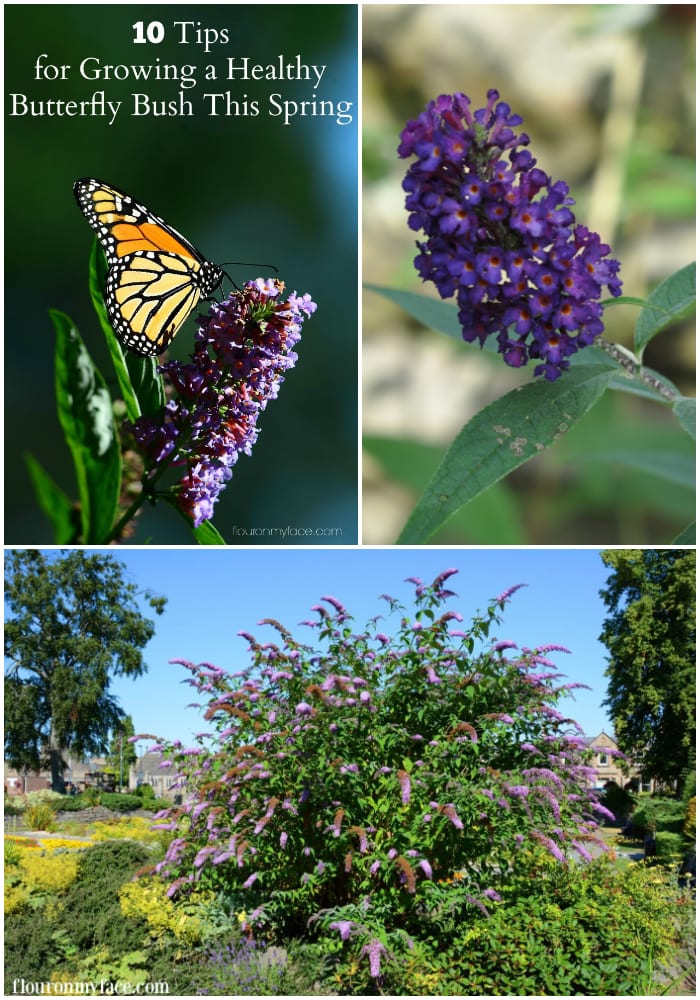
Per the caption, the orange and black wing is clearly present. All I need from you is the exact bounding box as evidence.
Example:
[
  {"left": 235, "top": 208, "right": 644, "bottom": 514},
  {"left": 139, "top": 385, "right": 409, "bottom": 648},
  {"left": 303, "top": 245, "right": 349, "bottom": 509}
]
[{"left": 74, "top": 178, "right": 223, "bottom": 356}]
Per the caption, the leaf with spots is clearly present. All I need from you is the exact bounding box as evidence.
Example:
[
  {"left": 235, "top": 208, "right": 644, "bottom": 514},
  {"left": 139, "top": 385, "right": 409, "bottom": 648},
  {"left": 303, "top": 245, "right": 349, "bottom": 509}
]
[{"left": 397, "top": 365, "right": 616, "bottom": 543}]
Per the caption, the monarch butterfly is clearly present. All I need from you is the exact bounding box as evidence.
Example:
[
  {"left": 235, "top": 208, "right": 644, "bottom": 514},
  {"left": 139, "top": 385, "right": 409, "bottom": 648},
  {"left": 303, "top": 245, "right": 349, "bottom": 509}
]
[{"left": 74, "top": 178, "right": 224, "bottom": 356}]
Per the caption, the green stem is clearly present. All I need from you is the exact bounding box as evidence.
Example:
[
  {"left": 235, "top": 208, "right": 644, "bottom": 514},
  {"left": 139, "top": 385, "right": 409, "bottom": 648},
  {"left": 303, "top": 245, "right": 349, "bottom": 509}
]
[{"left": 597, "top": 339, "right": 678, "bottom": 402}]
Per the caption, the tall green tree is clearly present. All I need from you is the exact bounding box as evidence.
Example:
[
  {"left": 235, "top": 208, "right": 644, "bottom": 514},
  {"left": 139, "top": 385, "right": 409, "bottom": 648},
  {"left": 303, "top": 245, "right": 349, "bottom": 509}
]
[
  {"left": 4, "top": 550, "right": 166, "bottom": 791},
  {"left": 104, "top": 715, "right": 137, "bottom": 788},
  {"left": 599, "top": 549, "right": 695, "bottom": 791}
]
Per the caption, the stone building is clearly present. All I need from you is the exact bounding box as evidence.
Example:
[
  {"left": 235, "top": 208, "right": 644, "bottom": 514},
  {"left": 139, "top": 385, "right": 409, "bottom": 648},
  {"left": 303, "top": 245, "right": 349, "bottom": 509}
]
[
  {"left": 584, "top": 730, "right": 653, "bottom": 793},
  {"left": 4, "top": 750, "right": 180, "bottom": 799}
]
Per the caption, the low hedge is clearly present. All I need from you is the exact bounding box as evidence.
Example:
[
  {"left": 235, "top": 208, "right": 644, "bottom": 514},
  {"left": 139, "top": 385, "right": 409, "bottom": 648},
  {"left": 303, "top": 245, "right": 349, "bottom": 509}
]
[
  {"left": 628, "top": 797, "right": 686, "bottom": 837},
  {"left": 99, "top": 793, "right": 144, "bottom": 812}
]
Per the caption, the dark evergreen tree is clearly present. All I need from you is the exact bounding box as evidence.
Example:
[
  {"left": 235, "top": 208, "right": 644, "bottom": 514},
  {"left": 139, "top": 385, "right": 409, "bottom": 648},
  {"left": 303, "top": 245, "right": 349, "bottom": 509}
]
[
  {"left": 4, "top": 550, "right": 166, "bottom": 791},
  {"left": 599, "top": 549, "right": 695, "bottom": 791}
]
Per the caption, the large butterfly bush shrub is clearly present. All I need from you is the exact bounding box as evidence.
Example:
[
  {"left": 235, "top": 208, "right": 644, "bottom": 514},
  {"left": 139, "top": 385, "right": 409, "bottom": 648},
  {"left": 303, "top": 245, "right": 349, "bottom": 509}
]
[
  {"left": 367, "top": 90, "right": 695, "bottom": 544},
  {"left": 31, "top": 248, "right": 315, "bottom": 545},
  {"left": 138, "top": 570, "right": 692, "bottom": 993}
]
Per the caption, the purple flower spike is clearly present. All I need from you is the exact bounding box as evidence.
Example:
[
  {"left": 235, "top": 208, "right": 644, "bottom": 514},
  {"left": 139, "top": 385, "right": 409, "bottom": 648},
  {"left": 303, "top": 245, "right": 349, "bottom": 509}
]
[
  {"left": 398, "top": 769, "right": 411, "bottom": 805},
  {"left": 330, "top": 920, "right": 355, "bottom": 942},
  {"left": 361, "top": 938, "right": 389, "bottom": 979},
  {"left": 399, "top": 91, "right": 622, "bottom": 379},
  {"left": 131, "top": 279, "right": 316, "bottom": 527}
]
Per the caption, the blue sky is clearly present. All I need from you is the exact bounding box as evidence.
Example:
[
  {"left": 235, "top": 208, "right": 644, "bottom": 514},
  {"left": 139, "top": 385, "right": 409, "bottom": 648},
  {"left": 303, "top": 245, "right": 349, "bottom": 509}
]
[{"left": 81, "top": 547, "right": 618, "bottom": 754}]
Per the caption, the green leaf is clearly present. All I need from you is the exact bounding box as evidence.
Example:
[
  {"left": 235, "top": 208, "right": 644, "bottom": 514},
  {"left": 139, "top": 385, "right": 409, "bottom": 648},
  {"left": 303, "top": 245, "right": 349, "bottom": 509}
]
[
  {"left": 365, "top": 284, "right": 468, "bottom": 343},
  {"left": 50, "top": 309, "right": 122, "bottom": 544},
  {"left": 363, "top": 436, "right": 526, "bottom": 543},
  {"left": 126, "top": 353, "right": 166, "bottom": 420},
  {"left": 24, "top": 453, "right": 78, "bottom": 543},
  {"left": 192, "top": 520, "right": 227, "bottom": 545},
  {"left": 396, "top": 365, "right": 616, "bottom": 543},
  {"left": 88, "top": 241, "right": 143, "bottom": 424},
  {"left": 673, "top": 397, "right": 696, "bottom": 440},
  {"left": 634, "top": 262, "right": 696, "bottom": 356},
  {"left": 601, "top": 294, "right": 668, "bottom": 313},
  {"left": 673, "top": 523, "right": 695, "bottom": 544},
  {"left": 576, "top": 450, "right": 695, "bottom": 490}
]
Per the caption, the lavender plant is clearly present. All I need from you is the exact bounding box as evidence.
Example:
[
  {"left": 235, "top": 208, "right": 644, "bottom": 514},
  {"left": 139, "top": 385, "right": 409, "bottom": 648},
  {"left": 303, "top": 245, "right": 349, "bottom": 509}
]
[{"left": 145, "top": 570, "right": 617, "bottom": 988}]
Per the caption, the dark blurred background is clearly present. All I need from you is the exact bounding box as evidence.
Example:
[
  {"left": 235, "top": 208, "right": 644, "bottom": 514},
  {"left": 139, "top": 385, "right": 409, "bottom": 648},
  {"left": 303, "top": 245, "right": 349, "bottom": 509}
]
[
  {"left": 6, "top": 4, "right": 358, "bottom": 544},
  {"left": 362, "top": 4, "right": 695, "bottom": 544}
]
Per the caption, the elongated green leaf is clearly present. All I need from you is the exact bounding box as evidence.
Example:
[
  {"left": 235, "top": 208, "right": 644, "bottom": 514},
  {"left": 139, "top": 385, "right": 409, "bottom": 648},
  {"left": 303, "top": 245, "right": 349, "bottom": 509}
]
[
  {"left": 364, "top": 435, "right": 526, "bottom": 543},
  {"left": 126, "top": 353, "right": 166, "bottom": 420},
  {"left": 192, "top": 520, "right": 227, "bottom": 545},
  {"left": 365, "top": 284, "right": 469, "bottom": 343},
  {"left": 24, "top": 452, "right": 78, "bottom": 543},
  {"left": 673, "top": 523, "right": 695, "bottom": 544},
  {"left": 89, "top": 241, "right": 165, "bottom": 420},
  {"left": 88, "top": 241, "right": 143, "bottom": 423},
  {"left": 397, "top": 365, "right": 616, "bottom": 543},
  {"left": 51, "top": 309, "right": 122, "bottom": 544},
  {"left": 634, "top": 262, "right": 696, "bottom": 355},
  {"left": 673, "top": 397, "right": 696, "bottom": 440},
  {"left": 576, "top": 450, "right": 695, "bottom": 490}
]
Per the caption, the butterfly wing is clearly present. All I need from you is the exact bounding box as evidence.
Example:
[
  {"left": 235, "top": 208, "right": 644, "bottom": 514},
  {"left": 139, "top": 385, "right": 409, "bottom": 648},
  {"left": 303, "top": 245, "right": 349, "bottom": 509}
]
[{"left": 74, "top": 178, "right": 223, "bottom": 356}]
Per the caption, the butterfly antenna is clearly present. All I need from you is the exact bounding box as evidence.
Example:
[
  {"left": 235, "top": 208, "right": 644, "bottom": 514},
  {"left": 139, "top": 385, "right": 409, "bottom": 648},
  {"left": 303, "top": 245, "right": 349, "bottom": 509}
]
[{"left": 222, "top": 259, "right": 278, "bottom": 284}]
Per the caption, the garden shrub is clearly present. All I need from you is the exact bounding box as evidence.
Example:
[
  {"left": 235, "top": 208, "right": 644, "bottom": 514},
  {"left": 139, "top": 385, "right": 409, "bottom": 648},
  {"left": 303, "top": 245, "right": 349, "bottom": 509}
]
[
  {"left": 375, "top": 854, "right": 693, "bottom": 997},
  {"left": 629, "top": 797, "right": 686, "bottom": 837},
  {"left": 56, "top": 840, "right": 152, "bottom": 954},
  {"left": 53, "top": 793, "right": 94, "bottom": 811},
  {"left": 36, "top": 837, "right": 94, "bottom": 852},
  {"left": 134, "top": 783, "right": 156, "bottom": 800},
  {"left": 119, "top": 877, "right": 207, "bottom": 943},
  {"left": 80, "top": 786, "right": 102, "bottom": 806},
  {"left": 653, "top": 831, "right": 686, "bottom": 862},
  {"left": 4, "top": 904, "right": 57, "bottom": 989},
  {"left": 19, "top": 850, "right": 79, "bottom": 892},
  {"left": 100, "top": 792, "right": 143, "bottom": 812},
  {"left": 19, "top": 789, "right": 65, "bottom": 808},
  {"left": 4, "top": 839, "right": 154, "bottom": 992},
  {"left": 147, "top": 571, "right": 620, "bottom": 984},
  {"left": 91, "top": 816, "right": 163, "bottom": 843}
]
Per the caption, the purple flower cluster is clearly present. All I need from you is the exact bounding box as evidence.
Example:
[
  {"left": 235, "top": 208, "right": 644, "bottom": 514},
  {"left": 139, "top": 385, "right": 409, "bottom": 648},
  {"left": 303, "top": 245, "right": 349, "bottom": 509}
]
[
  {"left": 131, "top": 279, "right": 316, "bottom": 526},
  {"left": 398, "top": 90, "right": 623, "bottom": 379}
]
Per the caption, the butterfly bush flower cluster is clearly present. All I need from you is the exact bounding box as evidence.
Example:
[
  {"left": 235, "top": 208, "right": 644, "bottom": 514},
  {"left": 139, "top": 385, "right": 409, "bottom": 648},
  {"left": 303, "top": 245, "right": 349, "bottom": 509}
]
[
  {"left": 399, "top": 90, "right": 623, "bottom": 379},
  {"left": 131, "top": 279, "right": 316, "bottom": 526}
]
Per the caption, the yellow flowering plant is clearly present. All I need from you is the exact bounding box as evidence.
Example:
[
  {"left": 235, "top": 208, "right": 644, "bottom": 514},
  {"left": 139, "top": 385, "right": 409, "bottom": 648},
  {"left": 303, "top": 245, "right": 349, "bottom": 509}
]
[
  {"left": 119, "top": 878, "right": 206, "bottom": 944},
  {"left": 20, "top": 850, "right": 79, "bottom": 893},
  {"left": 91, "top": 817, "right": 162, "bottom": 843}
]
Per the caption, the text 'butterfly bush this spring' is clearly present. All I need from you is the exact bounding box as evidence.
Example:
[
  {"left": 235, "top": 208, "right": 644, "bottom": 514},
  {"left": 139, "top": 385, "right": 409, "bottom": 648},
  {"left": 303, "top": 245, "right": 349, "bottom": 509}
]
[
  {"left": 131, "top": 279, "right": 316, "bottom": 527},
  {"left": 399, "top": 90, "right": 623, "bottom": 380}
]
